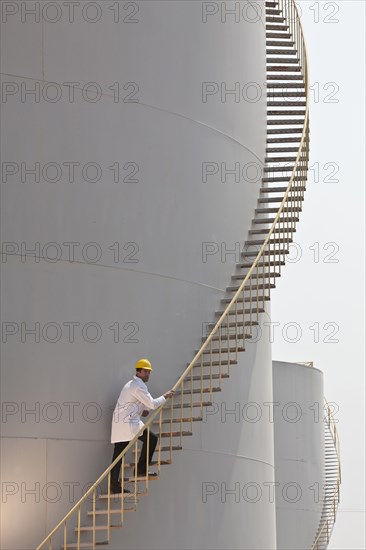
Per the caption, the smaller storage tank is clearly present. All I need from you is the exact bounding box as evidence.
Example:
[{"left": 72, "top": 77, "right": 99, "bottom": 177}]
[{"left": 273, "top": 361, "right": 325, "bottom": 550}]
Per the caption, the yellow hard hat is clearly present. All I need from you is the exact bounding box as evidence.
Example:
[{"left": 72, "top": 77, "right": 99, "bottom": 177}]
[{"left": 135, "top": 358, "right": 153, "bottom": 371}]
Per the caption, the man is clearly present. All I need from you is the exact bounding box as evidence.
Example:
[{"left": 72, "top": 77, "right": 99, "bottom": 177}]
[{"left": 110, "top": 358, "right": 175, "bottom": 494}]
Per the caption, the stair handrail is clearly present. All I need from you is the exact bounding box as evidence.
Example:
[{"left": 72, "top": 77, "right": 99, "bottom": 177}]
[
  {"left": 310, "top": 399, "right": 341, "bottom": 549},
  {"left": 37, "top": 1, "right": 309, "bottom": 548}
]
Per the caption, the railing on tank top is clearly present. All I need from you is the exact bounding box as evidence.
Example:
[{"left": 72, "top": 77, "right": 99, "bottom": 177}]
[{"left": 36, "top": 1, "right": 309, "bottom": 548}]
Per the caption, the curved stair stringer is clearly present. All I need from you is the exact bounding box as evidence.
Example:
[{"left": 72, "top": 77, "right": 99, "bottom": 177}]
[
  {"left": 36, "top": 1, "right": 310, "bottom": 548},
  {"left": 310, "top": 400, "right": 341, "bottom": 550}
]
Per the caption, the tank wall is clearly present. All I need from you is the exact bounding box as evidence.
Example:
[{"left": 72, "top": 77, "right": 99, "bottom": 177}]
[
  {"left": 1, "top": 1, "right": 267, "bottom": 547},
  {"left": 272, "top": 361, "right": 325, "bottom": 550}
]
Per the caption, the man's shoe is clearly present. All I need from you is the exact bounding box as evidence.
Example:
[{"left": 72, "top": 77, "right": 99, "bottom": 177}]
[{"left": 135, "top": 470, "right": 158, "bottom": 478}]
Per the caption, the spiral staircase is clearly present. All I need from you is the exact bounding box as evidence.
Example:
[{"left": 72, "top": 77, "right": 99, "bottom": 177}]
[
  {"left": 36, "top": 1, "right": 340, "bottom": 549},
  {"left": 311, "top": 402, "right": 341, "bottom": 550}
]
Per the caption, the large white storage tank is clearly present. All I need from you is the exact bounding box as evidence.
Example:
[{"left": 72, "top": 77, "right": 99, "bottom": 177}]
[
  {"left": 0, "top": 1, "right": 274, "bottom": 548},
  {"left": 273, "top": 361, "right": 325, "bottom": 550}
]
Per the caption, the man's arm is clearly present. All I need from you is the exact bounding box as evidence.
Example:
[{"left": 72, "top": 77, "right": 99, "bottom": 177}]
[{"left": 133, "top": 384, "right": 166, "bottom": 410}]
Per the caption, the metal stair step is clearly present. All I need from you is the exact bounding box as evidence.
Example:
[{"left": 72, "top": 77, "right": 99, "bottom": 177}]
[
  {"left": 266, "top": 147, "right": 299, "bottom": 153},
  {"left": 243, "top": 246, "right": 290, "bottom": 254},
  {"left": 174, "top": 387, "right": 221, "bottom": 395},
  {"left": 266, "top": 16, "right": 285, "bottom": 24},
  {"left": 249, "top": 227, "right": 296, "bottom": 235},
  {"left": 266, "top": 40, "right": 295, "bottom": 46},
  {"left": 87, "top": 508, "right": 135, "bottom": 517},
  {"left": 266, "top": 24, "right": 289, "bottom": 31},
  {"left": 267, "top": 82, "right": 305, "bottom": 88},
  {"left": 160, "top": 431, "right": 192, "bottom": 438},
  {"left": 99, "top": 492, "right": 143, "bottom": 500},
  {"left": 267, "top": 58, "right": 299, "bottom": 64},
  {"left": 192, "top": 359, "right": 238, "bottom": 367},
  {"left": 123, "top": 475, "right": 159, "bottom": 482},
  {"left": 267, "top": 49, "right": 296, "bottom": 55},
  {"left": 227, "top": 283, "right": 276, "bottom": 292},
  {"left": 238, "top": 260, "right": 284, "bottom": 269},
  {"left": 267, "top": 119, "right": 303, "bottom": 125},
  {"left": 67, "top": 544, "right": 108, "bottom": 549},
  {"left": 226, "top": 284, "right": 278, "bottom": 294},
  {"left": 197, "top": 346, "right": 246, "bottom": 354},
  {"left": 266, "top": 32, "right": 292, "bottom": 38},
  {"left": 153, "top": 416, "right": 203, "bottom": 425},
  {"left": 231, "top": 273, "right": 279, "bottom": 280},
  {"left": 159, "top": 445, "right": 183, "bottom": 451},
  {"left": 267, "top": 76, "right": 304, "bottom": 81},
  {"left": 268, "top": 100, "right": 305, "bottom": 106},
  {"left": 191, "top": 373, "right": 230, "bottom": 380},
  {"left": 264, "top": 165, "right": 295, "bottom": 172},
  {"left": 215, "top": 306, "right": 266, "bottom": 315},
  {"left": 266, "top": 6, "right": 282, "bottom": 13},
  {"left": 221, "top": 295, "right": 271, "bottom": 304},
  {"left": 255, "top": 206, "right": 301, "bottom": 213},
  {"left": 203, "top": 330, "right": 251, "bottom": 342},
  {"left": 262, "top": 176, "right": 306, "bottom": 183},
  {"left": 266, "top": 16, "right": 286, "bottom": 23},
  {"left": 267, "top": 127, "right": 303, "bottom": 134},
  {"left": 76, "top": 525, "right": 115, "bottom": 533},
  {"left": 252, "top": 216, "right": 299, "bottom": 223},
  {"left": 203, "top": 333, "right": 252, "bottom": 343},
  {"left": 258, "top": 196, "right": 303, "bottom": 203},
  {"left": 245, "top": 234, "right": 293, "bottom": 243},
  {"left": 267, "top": 66, "right": 301, "bottom": 72},
  {"left": 260, "top": 186, "right": 294, "bottom": 193},
  {"left": 122, "top": 460, "right": 171, "bottom": 469},
  {"left": 265, "top": 157, "right": 296, "bottom": 164},
  {"left": 108, "top": 444, "right": 181, "bottom": 454},
  {"left": 206, "top": 321, "right": 258, "bottom": 330},
  {"left": 267, "top": 111, "right": 305, "bottom": 117}
]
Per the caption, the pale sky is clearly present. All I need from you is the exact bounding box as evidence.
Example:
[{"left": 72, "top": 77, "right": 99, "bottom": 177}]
[{"left": 271, "top": 2, "right": 365, "bottom": 548}]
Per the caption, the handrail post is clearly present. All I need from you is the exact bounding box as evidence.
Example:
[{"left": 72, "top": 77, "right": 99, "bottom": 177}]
[
  {"left": 120, "top": 456, "right": 125, "bottom": 525},
  {"left": 92, "top": 489, "right": 96, "bottom": 549},
  {"left": 107, "top": 473, "right": 111, "bottom": 542}
]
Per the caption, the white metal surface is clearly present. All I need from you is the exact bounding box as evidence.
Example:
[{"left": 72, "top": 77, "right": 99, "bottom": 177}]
[{"left": 273, "top": 360, "right": 325, "bottom": 550}]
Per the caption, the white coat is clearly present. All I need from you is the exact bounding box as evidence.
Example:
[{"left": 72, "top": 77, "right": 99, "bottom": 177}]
[{"left": 111, "top": 375, "right": 166, "bottom": 443}]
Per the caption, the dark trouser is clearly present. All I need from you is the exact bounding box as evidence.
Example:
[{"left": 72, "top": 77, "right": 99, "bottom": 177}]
[{"left": 110, "top": 430, "right": 158, "bottom": 484}]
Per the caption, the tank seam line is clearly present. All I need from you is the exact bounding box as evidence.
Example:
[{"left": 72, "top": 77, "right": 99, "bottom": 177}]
[
  {"left": 182, "top": 448, "right": 274, "bottom": 468},
  {"left": 0, "top": 71, "right": 264, "bottom": 162},
  {"left": 2, "top": 253, "right": 227, "bottom": 291}
]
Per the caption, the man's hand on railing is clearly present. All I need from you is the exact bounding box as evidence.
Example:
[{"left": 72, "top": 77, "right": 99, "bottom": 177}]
[
  {"left": 164, "top": 390, "right": 175, "bottom": 399},
  {"left": 141, "top": 410, "right": 149, "bottom": 417}
]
